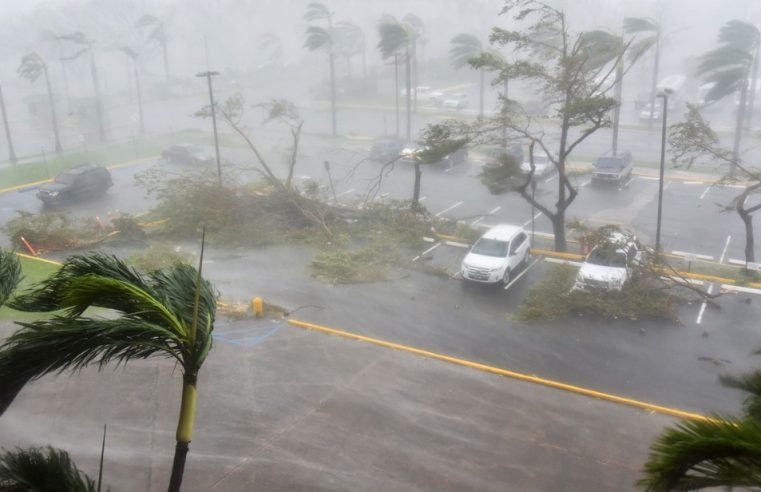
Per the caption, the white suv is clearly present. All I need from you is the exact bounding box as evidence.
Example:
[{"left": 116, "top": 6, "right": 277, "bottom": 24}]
[
  {"left": 461, "top": 224, "right": 531, "bottom": 285},
  {"left": 573, "top": 232, "right": 642, "bottom": 291}
]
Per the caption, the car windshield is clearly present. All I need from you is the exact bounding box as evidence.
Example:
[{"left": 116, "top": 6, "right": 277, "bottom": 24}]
[
  {"left": 586, "top": 247, "right": 627, "bottom": 267},
  {"left": 471, "top": 238, "right": 509, "bottom": 257},
  {"left": 55, "top": 173, "right": 77, "bottom": 185},
  {"left": 595, "top": 157, "right": 623, "bottom": 169}
]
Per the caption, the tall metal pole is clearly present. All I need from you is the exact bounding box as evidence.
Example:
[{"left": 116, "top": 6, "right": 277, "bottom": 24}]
[
  {"left": 0, "top": 85, "right": 17, "bottom": 165},
  {"left": 196, "top": 71, "right": 222, "bottom": 187},
  {"left": 655, "top": 93, "right": 668, "bottom": 255},
  {"left": 394, "top": 54, "right": 400, "bottom": 138}
]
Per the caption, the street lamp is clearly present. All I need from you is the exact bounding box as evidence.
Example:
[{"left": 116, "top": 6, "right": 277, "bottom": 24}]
[
  {"left": 196, "top": 70, "right": 223, "bottom": 187},
  {"left": 654, "top": 88, "right": 672, "bottom": 256}
]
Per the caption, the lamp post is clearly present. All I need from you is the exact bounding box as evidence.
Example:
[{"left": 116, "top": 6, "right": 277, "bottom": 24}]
[
  {"left": 394, "top": 54, "right": 400, "bottom": 138},
  {"left": 654, "top": 89, "right": 671, "bottom": 256},
  {"left": 196, "top": 71, "right": 222, "bottom": 187}
]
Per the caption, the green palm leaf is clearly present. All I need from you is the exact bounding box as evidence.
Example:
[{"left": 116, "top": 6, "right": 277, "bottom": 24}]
[
  {"left": 638, "top": 417, "right": 761, "bottom": 490},
  {"left": 721, "top": 370, "right": 761, "bottom": 421},
  {"left": 624, "top": 17, "right": 659, "bottom": 35},
  {"left": 449, "top": 33, "right": 482, "bottom": 69},
  {"left": 377, "top": 17, "right": 411, "bottom": 59},
  {"left": 0, "top": 251, "right": 21, "bottom": 308},
  {"left": 304, "top": 25, "right": 332, "bottom": 51},
  {"left": 579, "top": 30, "right": 623, "bottom": 71},
  {"left": 304, "top": 2, "right": 331, "bottom": 22},
  {"left": 0, "top": 446, "right": 96, "bottom": 492},
  {"left": 17, "top": 53, "right": 46, "bottom": 84}
]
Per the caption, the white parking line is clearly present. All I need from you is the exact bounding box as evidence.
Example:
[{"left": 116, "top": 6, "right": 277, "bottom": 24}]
[
  {"left": 683, "top": 181, "right": 703, "bottom": 185},
  {"left": 699, "top": 186, "right": 711, "bottom": 200},
  {"left": 488, "top": 206, "right": 501, "bottom": 215},
  {"left": 333, "top": 188, "right": 355, "bottom": 199},
  {"left": 672, "top": 250, "right": 715, "bottom": 261},
  {"left": 504, "top": 257, "right": 542, "bottom": 290},
  {"left": 719, "top": 235, "right": 732, "bottom": 263},
  {"left": 580, "top": 179, "right": 591, "bottom": 188},
  {"left": 696, "top": 284, "right": 713, "bottom": 325},
  {"left": 544, "top": 175, "right": 557, "bottom": 183},
  {"left": 419, "top": 196, "right": 427, "bottom": 202},
  {"left": 522, "top": 211, "right": 542, "bottom": 228},
  {"left": 412, "top": 242, "right": 442, "bottom": 262},
  {"left": 434, "top": 201, "right": 463, "bottom": 217},
  {"left": 664, "top": 181, "right": 673, "bottom": 191},
  {"left": 638, "top": 176, "right": 659, "bottom": 181},
  {"left": 374, "top": 192, "right": 390, "bottom": 201},
  {"left": 471, "top": 206, "right": 501, "bottom": 226}
]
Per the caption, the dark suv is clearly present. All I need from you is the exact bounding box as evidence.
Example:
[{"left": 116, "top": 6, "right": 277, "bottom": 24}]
[
  {"left": 369, "top": 137, "right": 405, "bottom": 162},
  {"left": 592, "top": 151, "right": 633, "bottom": 186},
  {"left": 162, "top": 144, "right": 214, "bottom": 165},
  {"left": 36, "top": 165, "right": 113, "bottom": 205}
]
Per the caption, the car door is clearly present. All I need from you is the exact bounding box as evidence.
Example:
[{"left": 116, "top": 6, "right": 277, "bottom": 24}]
[{"left": 508, "top": 232, "right": 528, "bottom": 268}]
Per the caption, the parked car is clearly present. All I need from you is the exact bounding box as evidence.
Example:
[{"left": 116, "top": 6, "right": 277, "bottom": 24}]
[
  {"left": 442, "top": 93, "right": 468, "bottom": 110},
  {"left": 162, "top": 144, "right": 215, "bottom": 165},
  {"left": 461, "top": 224, "right": 531, "bottom": 285},
  {"left": 573, "top": 232, "right": 642, "bottom": 291},
  {"left": 399, "top": 143, "right": 468, "bottom": 168},
  {"left": 638, "top": 103, "right": 662, "bottom": 121},
  {"left": 369, "top": 137, "right": 406, "bottom": 162},
  {"left": 591, "top": 151, "right": 633, "bottom": 186},
  {"left": 483, "top": 144, "right": 524, "bottom": 169},
  {"left": 520, "top": 150, "right": 555, "bottom": 177},
  {"left": 36, "top": 164, "right": 113, "bottom": 205}
]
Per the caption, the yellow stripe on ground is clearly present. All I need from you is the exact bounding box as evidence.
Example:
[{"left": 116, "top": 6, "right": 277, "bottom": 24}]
[
  {"left": 15, "top": 252, "right": 62, "bottom": 266},
  {"left": 288, "top": 319, "right": 710, "bottom": 422}
]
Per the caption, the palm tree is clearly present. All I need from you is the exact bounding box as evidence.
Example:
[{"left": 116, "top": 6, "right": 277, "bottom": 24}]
[
  {"left": 697, "top": 20, "right": 761, "bottom": 175},
  {"left": 258, "top": 32, "right": 283, "bottom": 68},
  {"left": 0, "top": 251, "right": 218, "bottom": 492},
  {"left": 304, "top": 2, "right": 337, "bottom": 137},
  {"left": 403, "top": 13, "right": 425, "bottom": 112},
  {"left": 624, "top": 17, "right": 661, "bottom": 129},
  {"left": 335, "top": 21, "right": 366, "bottom": 78},
  {"left": 0, "top": 249, "right": 21, "bottom": 307},
  {"left": 57, "top": 32, "right": 106, "bottom": 143},
  {"left": 18, "top": 53, "right": 63, "bottom": 153},
  {"left": 0, "top": 446, "right": 97, "bottom": 491},
  {"left": 638, "top": 369, "right": 761, "bottom": 490},
  {"left": 0, "top": 84, "right": 17, "bottom": 165},
  {"left": 450, "top": 33, "right": 498, "bottom": 118},
  {"left": 377, "top": 14, "right": 417, "bottom": 142},
  {"left": 117, "top": 47, "right": 145, "bottom": 134},
  {"left": 136, "top": 14, "right": 169, "bottom": 83}
]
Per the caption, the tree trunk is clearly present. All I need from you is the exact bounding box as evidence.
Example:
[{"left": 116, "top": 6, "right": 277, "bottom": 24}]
[
  {"left": 43, "top": 68, "right": 62, "bottom": 153},
  {"left": 89, "top": 46, "right": 106, "bottom": 143},
  {"left": 405, "top": 43, "right": 412, "bottom": 142},
  {"left": 647, "top": 36, "right": 660, "bottom": 129},
  {"left": 161, "top": 25, "right": 170, "bottom": 83},
  {"left": 411, "top": 159, "right": 422, "bottom": 211},
  {"left": 745, "top": 44, "right": 759, "bottom": 134},
  {"left": 412, "top": 43, "right": 418, "bottom": 114},
  {"left": 738, "top": 200, "right": 755, "bottom": 264},
  {"left": 0, "top": 85, "right": 17, "bottom": 164},
  {"left": 167, "top": 375, "right": 197, "bottom": 492},
  {"left": 612, "top": 57, "right": 623, "bottom": 155},
  {"left": 329, "top": 48, "right": 337, "bottom": 137},
  {"left": 346, "top": 55, "right": 352, "bottom": 79},
  {"left": 554, "top": 102, "right": 573, "bottom": 252},
  {"left": 479, "top": 67, "right": 485, "bottom": 118},
  {"left": 501, "top": 77, "right": 508, "bottom": 150},
  {"left": 394, "top": 56, "right": 400, "bottom": 138},
  {"left": 361, "top": 46, "right": 367, "bottom": 78},
  {"left": 134, "top": 60, "right": 145, "bottom": 134},
  {"left": 733, "top": 77, "right": 749, "bottom": 177}
]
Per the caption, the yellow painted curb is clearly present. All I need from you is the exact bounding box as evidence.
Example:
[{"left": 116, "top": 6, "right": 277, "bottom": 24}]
[
  {"left": 15, "top": 252, "right": 62, "bottom": 266},
  {"left": 288, "top": 319, "right": 710, "bottom": 422},
  {"left": 435, "top": 233, "right": 469, "bottom": 243},
  {"left": 530, "top": 248, "right": 584, "bottom": 260},
  {"left": 662, "top": 269, "right": 736, "bottom": 285},
  {"left": 0, "top": 178, "right": 54, "bottom": 194}
]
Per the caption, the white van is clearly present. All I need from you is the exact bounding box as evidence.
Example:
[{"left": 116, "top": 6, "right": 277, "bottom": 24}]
[{"left": 461, "top": 224, "right": 531, "bottom": 285}]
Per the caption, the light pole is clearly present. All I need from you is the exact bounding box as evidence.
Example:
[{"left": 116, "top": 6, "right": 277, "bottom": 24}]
[
  {"left": 654, "top": 89, "right": 671, "bottom": 256},
  {"left": 0, "top": 84, "right": 16, "bottom": 165},
  {"left": 196, "top": 71, "right": 222, "bottom": 187},
  {"left": 394, "top": 54, "right": 400, "bottom": 138}
]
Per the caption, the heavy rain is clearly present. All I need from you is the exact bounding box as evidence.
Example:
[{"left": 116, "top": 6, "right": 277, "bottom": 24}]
[{"left": 0, "top": 0, "right": 760, "bottom": 490}]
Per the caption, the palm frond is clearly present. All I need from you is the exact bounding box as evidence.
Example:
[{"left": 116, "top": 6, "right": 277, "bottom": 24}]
[
  {"left": 148, "top": 263, "right": 217, "bottom": 333},
  {"left": 303, "top": 25, "right": 332, "bottom": 51},
  {"left": 579, "top": 30, "right": 623, "bottom": 70},
  {"left": 304, "top": 2, "right": 331, "bottom": 22},
  {"left": 403, "top": 13, "right": 424, "bottom": 36},
  {"left": 377, "top": 19, "right": 410, "bottom": 59},
  {"left": 0, "top": 316, "right": 184, "bottom": 415},
  {"left": 721, "top": 371, "right": 761, "bottom": 421},
  {"left": 719, "top": 20, "right": 760, "bottom": 51},
  {"left": 0, "top": 447, "right": 96, "bottom": 492},
  {"left": 449, "top": 33, "right": 482, "bottom": 69},
  {"left": 56, "top": 31, "right": 89, "bottom": 45},
  {"left": 17, "top": 53, "right": 46, "bottom": 83},
  {"left": 624, "top": 17, "right": 659, "bottom": 35},
  {"left": 637, "top": 417, "right": 761, "bottom": 490},
  {"left": 0, "top": 251, "right": 21, "bottom": 308}
]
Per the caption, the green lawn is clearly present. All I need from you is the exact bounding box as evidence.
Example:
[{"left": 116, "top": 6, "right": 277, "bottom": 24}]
[
  {"left": 0, "top": 129, "right": 246, "bottom": 190},
  {"left": 0, "top": 255, "right": 59, "bottom": 321}
]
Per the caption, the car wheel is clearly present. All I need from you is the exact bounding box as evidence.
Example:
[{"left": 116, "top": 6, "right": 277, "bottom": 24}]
[{"left": 501, "top": 268, "right": 511, "bottom": 286}]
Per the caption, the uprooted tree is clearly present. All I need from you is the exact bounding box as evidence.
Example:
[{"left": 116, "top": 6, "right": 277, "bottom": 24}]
[
  {"left": 669, "top": 104, "right": 761, "bottom": 264},
  {"left": 435, "top": 0, "right": 642, "bottom": 251}
]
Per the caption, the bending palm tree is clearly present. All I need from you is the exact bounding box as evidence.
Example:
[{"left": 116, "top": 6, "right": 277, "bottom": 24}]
[
  {"left": 624, "top": 17, "right": 661, "bottom": 129},
  {"left": 639, "top": 369, "right": 761, "bottom": 490},
  {"left": 697, "top": 20, "right": 761, "bottom": 175},
  {"left": 403, "top": 14, "right": 424, "bottom": 113},
  {"left": 137, "top": 14, "right": 169, "bottom": 83},
  {"left": 0, "top": 251, "right": 217, "bottom": 492},
  {"left": 0, "top": 446, "right": 96, "bottom": 492},
  {"left": 18, "top": 53, "right": 63, "bottom": 153},
  {"left": 450, "top": 33, "right": 500, "bottom": 118},
  {"left": 118, "top": 47, "right": 145, "bottom": 134},
  {"left": 377, "top": 14, "right": 417, "bottom": 142},
  {"left": 335, "top": 21, "right": 365, "bottom": 78},
  {"left": 304, "top": 2, "right": 337, "bottom": 137}
]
